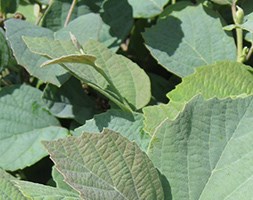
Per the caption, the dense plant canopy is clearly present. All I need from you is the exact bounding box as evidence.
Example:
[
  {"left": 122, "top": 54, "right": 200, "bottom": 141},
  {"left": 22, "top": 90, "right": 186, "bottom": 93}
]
[{"left": 1, "top": 0, "right": 253, "bottom": 199}]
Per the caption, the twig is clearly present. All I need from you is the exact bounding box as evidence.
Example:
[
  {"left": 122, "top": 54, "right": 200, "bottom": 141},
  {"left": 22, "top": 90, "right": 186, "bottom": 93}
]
[{"left": 64, "top": 0, "right": 77, "bottom": 27}]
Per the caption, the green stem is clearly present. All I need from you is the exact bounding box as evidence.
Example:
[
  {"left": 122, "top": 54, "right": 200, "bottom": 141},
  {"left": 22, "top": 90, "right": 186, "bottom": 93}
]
[
  {"left": 235, "top": 28, "right": 243, "bottom": 62},
  {"left": 64, "top": 0, "right": 77, "bottom": 27},
  {"left": 231, "top": 2, "right": 243, "bottom": 62},
  {"left": 172, "top": 0, "right": 176, "bottom": 4}
]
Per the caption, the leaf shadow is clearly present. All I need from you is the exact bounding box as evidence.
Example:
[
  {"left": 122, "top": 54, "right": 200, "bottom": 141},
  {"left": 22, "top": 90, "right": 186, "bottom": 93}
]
[
  {"left": 100, "top": 0, "right": 134, "bottom": 47},
  {"left": 143, "top": 16, "right": 184, "bottom": 57},
  {"left": 93, "top": 110, "right": 136, "bottom": 132}
]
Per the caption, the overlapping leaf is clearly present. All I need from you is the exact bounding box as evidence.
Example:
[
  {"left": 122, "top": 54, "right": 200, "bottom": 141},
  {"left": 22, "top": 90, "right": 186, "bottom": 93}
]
[
  {"left": 4, "top": 19, "right": 70, "bottom": 87},
  {"left": 0, "top": 84, "right": 69, "bottom": 170},
  {"left": 24, "top": 37, "right": 151, "bottom": 111},
  {"left": 143, "top": 2, "right": 236, "bottom": 77},
  {"left": 75, "top": 109, "right": 150, "bottom": 151},
  {"left": 143, "top": 61, "right": 253, "bottom": 134},
  {"left": 42, "top": 0, "right": 102, "bottom": 31},
  {"left": 14, "top": 180, "right": 80, "bottom": 200},
  {"left": 0, "top": 169, "right": 26, "bottom": 200},
  {"left": 127, "top": 0, "right": 169, "bottom": 18},
  {"left": 43, "top": 77, "right": 98, "bottom": 124},
  {"left": 147, "top": 95, "right": 253, "bottom": 199},
  {"left": 54, "top": 0, "right": 133, "bottom": 49},
  {"left": 43, "top": 129, "right": 164, "bottom": 200}
]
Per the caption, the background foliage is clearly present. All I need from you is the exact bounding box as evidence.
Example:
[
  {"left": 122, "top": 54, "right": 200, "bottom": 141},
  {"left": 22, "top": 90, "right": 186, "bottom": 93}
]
[{"left": 1, "top": 0, "right": 253, "bottom": 199}]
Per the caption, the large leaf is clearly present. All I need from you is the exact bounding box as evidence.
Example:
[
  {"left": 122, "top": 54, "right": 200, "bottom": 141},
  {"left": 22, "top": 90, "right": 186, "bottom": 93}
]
[
  {"left": 0, "top": 84, "right": 69, "bottom": 170},
  {"left": 14, "top": 180, "right": 80, "bottom": 200},
  {"left": 127, "top": 0, "right": 169, "bottom": 18},
  {"left": 43, "top": 77, "right": 98, "bottom": 124},
  {"left": 24, "top": 38, "right": 151, "bottom": 111},
  {"left": 143, "top": 2, "right": 236, "bottom": 77},
  {"left": 4, "top": 19, "right": 70, "bottom": 87},
  {"left": 75, "top": 109, "right": 150, "bottom": 151},
  {"left": 143, "top": 61, "right": 253, "bottom": 134},
  {"left": 167, "top": 61, "right": 253, "bottom": 103},
  {"left": 148, "top": 95, "right": 253, "bottom": 199},
  {"left": 43, "top": 129, "right": 164, "bottom": 200},
  {"left": 0, "top": 169, "right": 27, "bottom": 200},
  {"left": 55, "top": 0, "right": 133, "bottom": 49},
  {"left": 42, "top": 0, "right": 102, "bottom": 31}
]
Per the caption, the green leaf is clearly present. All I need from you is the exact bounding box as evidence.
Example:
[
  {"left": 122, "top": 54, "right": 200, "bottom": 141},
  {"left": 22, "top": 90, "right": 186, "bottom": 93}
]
[
  {"left": 43, "top": 77, "right": 98, "bottom": 124},
  {"left": 127, "top": 0, "right": 169, "bottom": 18},
  {"left": 0, "top": 169, "right": 27, "bottom": 200},
  {"left": 42, "top": 0, "right": 102, "bottom": 31},
  {"left": 143, "top": 102, "right": 182, "bottom": 135},
  {"left": 55, "top": 0, "right": 133, "bottom": 49},
  {"left": 241, "top": 0, "right": 253, "bottom": 16},
  {"left": 0, "top": 84, "right": 69, "bottom": 171},
  {"left": 52, "top": 166, "right": 77, "bottom": 193},
  {"left": 43, "top": 129, "right": 164, "bottom": 200},
  {"left": 143, "top": 2, "right": 236, "bottom": 77},
  {"left": 14, "top": 3, "right": 37, "bottom": 23},
  {"left": 147, "top": 95, "right": 253, "bottom": 199},
  {"left": 4, "top": 19, "right": 70, "bottom": 87},
  {"left": 0, "top": 28, "right": 10, "bottom": 70},
  {"left": 143, "top": 61, "right": 253, "bottom": 135},
  {"left": 24, "top": 37, "right": 151, "bottom": 111},
  {"left": 167, "top": 61, "right": 253, "bottom": 103},
  {"left": 74, "top": 109, "right": 150, "bottom": 151},
  {"left": 245, "top": 32, "right": 253, "bottom": 43},
  {"left": 0, "top": 0, "right": 19, "bottom": 14},
  {"left": 14, "top": 180, "right": 80, "bottom": 199},
  {"left": 240, "top": 13, "right": 253, "bottom": 33}
]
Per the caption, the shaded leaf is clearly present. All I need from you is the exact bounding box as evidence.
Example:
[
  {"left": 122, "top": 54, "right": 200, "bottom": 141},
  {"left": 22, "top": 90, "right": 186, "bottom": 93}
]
[
  {"left": 43, "top": 129, "right": 164, "bottom": 200},
  {"left": 0, "top": 0, "right": 18, "bottom": 14},
  {"left": 147, "top": 95, "right": 253, "bottom": 199},
  {"left": 75, "top": 109, "right": 150, "bottom": 151},
  {"left": 143, "top": 2, "right": 236, "bottom": 77},
  {"left": 42, "top": 0, "right": 102, "bottom": 31},
  {"left": 127, "top": 0, "right": 169, "bottom": 18},
  {"left": 4, "top": 19, "right": 70, "bottom": 87},
  {"left": 0, "top": 28, "right": 10, "bottom": 70},
  {"left": 55, "top": 0, "right": 133, "bottom": 50},
  {"left": 0, "top": 84, "right": 69, "bottom": 170},
  {"left": 43, "top": 77, "right": 98, "bottom": 124}
]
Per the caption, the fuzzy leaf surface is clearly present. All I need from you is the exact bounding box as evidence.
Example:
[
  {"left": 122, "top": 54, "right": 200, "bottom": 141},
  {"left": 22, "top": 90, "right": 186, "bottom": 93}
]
[
  {"left": 0, "top": 85, "right": 69, "bottom": 170},
  {"left": 143, "top": 2, "right": 236, "bottom": 77},
  {"left": 14, "top": 180, "right": 80, "bottom": 200},
  {"left": 148, "top": 95, "right": 253, "bottom": 199},
  {"left": 43, "top": 129, "right": 164, "bottom": 200},
  {"left": 75, "top": 109, "right": 150, "bottom": 151},
  {"left": 24, "top": 38, "right": 151, "bottom": 110},
  {"left": 144, "top": 61, "right": 253, "bottom": 135},
  {"left": 0, "top": 170, "right": 26, "bottom": 200}
]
